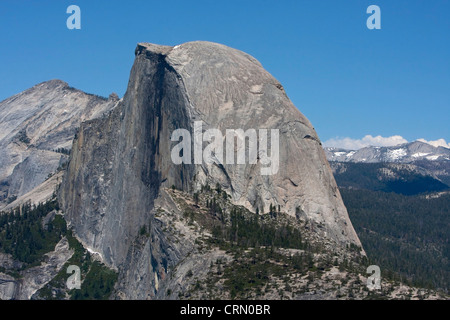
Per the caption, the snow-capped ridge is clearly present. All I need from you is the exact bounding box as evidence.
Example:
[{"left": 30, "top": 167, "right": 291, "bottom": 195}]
[{"left": 325, "top": 140, "right": 450, "bottom": 163}]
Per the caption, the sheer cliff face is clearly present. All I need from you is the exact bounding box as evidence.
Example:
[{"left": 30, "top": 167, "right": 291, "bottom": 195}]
[
  {"left": 60, "top": 44, "right": 196, "bottom": 268},
  {"left": 60, "top": 41, "right": 362, "bottom": 296}
]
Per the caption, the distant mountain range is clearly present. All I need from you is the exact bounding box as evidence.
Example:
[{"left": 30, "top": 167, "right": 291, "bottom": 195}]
[
  {"left": 329, "top": 161, "right": 449, "bottom": 195},
  {"left": 325, "top": 141, "right": 450, "bottom": 291},
  {"left": 325, "top": 141, "right": 450, "bottom": 189},
  {"left": 324, "top": 141, "right": 450, "bottom": 163}
]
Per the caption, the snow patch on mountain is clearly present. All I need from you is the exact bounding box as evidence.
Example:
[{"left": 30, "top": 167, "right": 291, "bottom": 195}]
[
  {"left": 387, "top": 148, "right": 407, "bottom": 161},
  {"left": 412, "top": 152, "right": 430, "bottom": 158}
]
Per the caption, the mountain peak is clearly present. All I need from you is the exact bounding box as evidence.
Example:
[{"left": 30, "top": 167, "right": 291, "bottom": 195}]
[
  {"left": 136, "top": 42, "right": 174, "bottom": 56},
  {"left": 325, "top": 141, "right": 450, "bottom": 163},
  {"left": 0, "top": 81, "right": 118, "bottom": 209},
  {"left": 58, "top": 41, "right": 363, "bottom": 298},
  {"left": 29, "top": 79, "right": 69, "bottom": 92},
  {"left": 136, "top": 41, "right": 264, "bottom": 70},
  {"left": 40, "top": 79, "right": 68, "bottom": 87}
]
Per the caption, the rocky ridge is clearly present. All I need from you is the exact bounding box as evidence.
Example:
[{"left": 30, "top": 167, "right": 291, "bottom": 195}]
[
  {"left": 0, "top": 80, "right": 118, "bottom": 210},
  {"left": 325, "top": 141, "right": 450, "bottom": 163}
]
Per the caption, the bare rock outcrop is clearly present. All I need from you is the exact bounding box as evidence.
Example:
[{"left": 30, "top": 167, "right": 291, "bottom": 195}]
[
  {"left": 0, "top": 80, "right": 118, "bottom": 210},
  {"left": 0, "top": 237, "right": 73, "bottom": 300},
  {"left": 59, "top": 41, "right": 363, "bottom": 299}
]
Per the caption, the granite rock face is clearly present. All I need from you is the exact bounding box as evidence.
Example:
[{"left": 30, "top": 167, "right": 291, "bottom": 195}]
[
  {"left": 164, "top": 42, "right": 359, "bottom": 244},
  {"left": 0, "top": 80, "right": 118, "bottom": 209},
  {"left": 0, "top": 237, "right": 73, "bottom": 300},
  {"left": 60, "top": 46, "right": 195, "bottom": 269},
  {"left": 59, "top": 41, "right": 362, "bottom": 298}
]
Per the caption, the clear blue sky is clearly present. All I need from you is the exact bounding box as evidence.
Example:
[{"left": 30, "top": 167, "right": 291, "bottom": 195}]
[{"left": 0, "top": 0, "right": 448, "bottom": 143}]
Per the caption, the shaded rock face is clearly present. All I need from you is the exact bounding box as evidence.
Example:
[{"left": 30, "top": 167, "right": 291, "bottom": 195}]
[
  {"left": 60, "top": 45, "right": 195, "bottom": 269},
  {"left": 0, "top": 80, "right": 117, "bottom": 209},
  {"left": 60, "top": 41, "right": 362, "bottom": 298}
]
